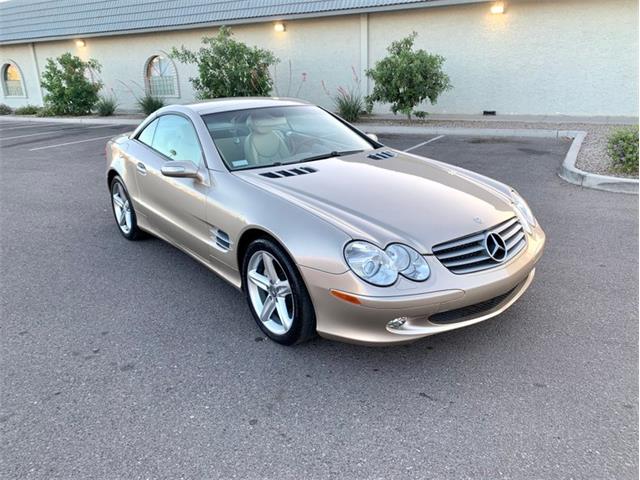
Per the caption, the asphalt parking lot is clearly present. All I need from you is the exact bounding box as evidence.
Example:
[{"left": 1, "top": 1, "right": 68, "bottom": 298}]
[{"left": 1, "top": 120, "right": 638, "bottom": 479}]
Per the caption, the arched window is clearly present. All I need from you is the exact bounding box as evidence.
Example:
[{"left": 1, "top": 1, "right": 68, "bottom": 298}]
[
  {"left": 2, "top": 62, "right": 25, "bottom": 97},
  {"left": 145, "top": 55, "right": 177, "bottom": 97}
]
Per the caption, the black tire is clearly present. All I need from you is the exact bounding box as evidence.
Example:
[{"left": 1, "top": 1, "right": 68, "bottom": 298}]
[
  {"left": 242, "top": 238, "right": 316, "bottom": 345},
  {"left": 109, "top": 176, "right": 144, "bottom": 241}
]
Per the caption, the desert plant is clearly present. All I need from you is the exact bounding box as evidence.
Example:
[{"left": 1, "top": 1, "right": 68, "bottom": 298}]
[
  {"left": 14, "top": 104, "right": 41, "bottom": 115},
  {"left": 366, "top": 32, "right": 452, "bottom": 121},
  {"left": 171, "top": 26, "right": 277, "bottom": 98},
  {"left": 40, "top": 53, "right": 102, "bottom": 115},
  {"left": 137, "top": 94, "right": 164, "bottom": 115},
  {"left": 0, "top": 104, "right": 12, "bottom": 115},
  {"left": 272, "top": 61, "right": 307, "bottom": 98},
  {"left": 95, "top": 95, "right": 118, "bottom": 116},
  {"left": 334, "top": 87, "right": 364, "bottom": 122},
  {"left": 322, "top": 67, "right": 366, "bottom": 122},
  {"left": 607, "top": 127, "right": 639, "bottom": 175}
]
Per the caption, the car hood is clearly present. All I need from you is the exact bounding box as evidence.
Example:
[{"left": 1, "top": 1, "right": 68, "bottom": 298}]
[{"left": 234, "top": 150, "right": 516, "bottom": 253}]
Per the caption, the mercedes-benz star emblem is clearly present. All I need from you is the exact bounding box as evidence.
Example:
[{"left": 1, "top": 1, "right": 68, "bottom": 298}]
[{"left": 484, "top": 232, "right": 508, "bottom": 262}]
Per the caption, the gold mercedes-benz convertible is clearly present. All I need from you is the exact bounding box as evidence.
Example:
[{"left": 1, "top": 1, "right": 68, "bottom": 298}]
[{"left": 106, "top": 98, "right": 545, "bottom": 346}]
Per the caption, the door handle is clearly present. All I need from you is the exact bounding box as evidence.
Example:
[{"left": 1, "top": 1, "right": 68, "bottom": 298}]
[{"left": 136, "top": 162, "right": 147, "bottom": 175}]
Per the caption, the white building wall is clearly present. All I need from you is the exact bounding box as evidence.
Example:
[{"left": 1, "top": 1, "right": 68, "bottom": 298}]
[
  {"left": 368, "top": 0, "right": 639, "bottom": 116},
  {"left": 0, "top": 0, "right": 637, "bottom": 116}
]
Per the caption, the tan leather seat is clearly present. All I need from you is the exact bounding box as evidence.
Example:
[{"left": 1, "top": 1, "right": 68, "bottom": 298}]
[{"left": 244, "top": 113, "right": 290, "bottom": 166}]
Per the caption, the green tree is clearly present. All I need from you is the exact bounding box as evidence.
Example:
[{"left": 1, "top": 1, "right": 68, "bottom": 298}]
[
  {"left": 40, "top": 53, "right": 102, "bottom": 115},
  {"left": 366, "top": 32, "right": 452, "bottom": 121},
  {"left": 171, "top": 26, "right": 277, "bottom": 99}
]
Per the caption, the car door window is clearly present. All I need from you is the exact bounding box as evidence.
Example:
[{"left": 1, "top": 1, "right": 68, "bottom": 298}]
[
  {"left": 152, "top": 115, "right": 203, "bottom": 165},
  {"left": 137, "top": 118, "right": 159, "bottom": 147}
]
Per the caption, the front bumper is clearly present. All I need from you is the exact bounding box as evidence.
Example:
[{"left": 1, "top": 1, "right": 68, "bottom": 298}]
[{"left": 300, "top": 225, "right": 545, "bottom": 345}]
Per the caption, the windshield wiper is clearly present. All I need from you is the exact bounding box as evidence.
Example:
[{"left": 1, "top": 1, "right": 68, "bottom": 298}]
[{"left": 294, "top": 149, "right": 364, "bottom": 164}]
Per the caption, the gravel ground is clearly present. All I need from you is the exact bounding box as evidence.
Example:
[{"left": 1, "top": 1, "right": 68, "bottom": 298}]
[{"left": 359, "top": 118, "right": 638, "bottom": 178}]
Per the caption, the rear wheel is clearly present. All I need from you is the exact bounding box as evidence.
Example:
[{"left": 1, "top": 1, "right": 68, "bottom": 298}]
[
  {"left": 242, "top": 238, "right": 316, "bottom": 345},
  {"left": 110, "top": 176, "right": 143, "bottom": 240}
]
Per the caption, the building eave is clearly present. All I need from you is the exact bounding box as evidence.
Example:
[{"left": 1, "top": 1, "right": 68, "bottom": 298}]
[{"left": 0, "top": 0, "right": 487, "bottom": 46}]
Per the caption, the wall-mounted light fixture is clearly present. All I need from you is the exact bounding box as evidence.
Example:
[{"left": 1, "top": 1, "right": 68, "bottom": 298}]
[
  {"left": 274, "top": 22, "right": 286, "bottom": 32},
  {"left": 75, "top": 39, "right": 86, "bottom": 47},
  {"left": 490, "top": 2, "right": 505, "bottom": 14}
]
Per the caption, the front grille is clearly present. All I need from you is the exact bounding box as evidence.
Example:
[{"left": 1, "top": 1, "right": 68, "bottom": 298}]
[
  {"left": 429, "top": 285, "right": 519, "bottom": 324},
  {"left": 432, "top": 217, "right": 526, "bottom": 274}
]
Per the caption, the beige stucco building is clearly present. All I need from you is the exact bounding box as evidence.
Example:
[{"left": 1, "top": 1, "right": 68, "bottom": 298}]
[{"left": 1, "top": 0, "right": 638, "bottom": 117}]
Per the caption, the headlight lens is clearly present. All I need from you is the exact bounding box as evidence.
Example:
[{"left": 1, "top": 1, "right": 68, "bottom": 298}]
[
  {"left": 396, "top": 245, "right": 431, "bottom": 281},
  {"left": 510, "top": 189, "right": 537, "bottom": 234},
  {"left": 344, "top": 241, "right": 430, "bottom": 286},
  {"left": 344, "top": 241, "right": 397, "bottom": 286}
]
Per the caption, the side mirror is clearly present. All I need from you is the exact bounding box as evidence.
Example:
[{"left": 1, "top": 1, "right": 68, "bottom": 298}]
[
  {"left": 161, "top": 161, "right": 200, "bottom": 179},
  {"left": 366, "top": 133, "right": 379, "bottom": 142}
]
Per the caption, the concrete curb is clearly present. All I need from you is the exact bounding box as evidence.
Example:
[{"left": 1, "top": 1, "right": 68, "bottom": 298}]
[
  {"left": 0, "top": 115, "right": 140, "bottom": 125},
  {"left": 358, "top": 123, "right": 638, "bottom": 195},
  {"left": 3, "top": 116, "right": 637, "bottom": 194},
  {"left": 556, "top": 131, "right": 638, "bottom": 194}
]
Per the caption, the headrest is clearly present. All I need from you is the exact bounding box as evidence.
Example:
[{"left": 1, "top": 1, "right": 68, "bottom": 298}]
[{"left": 247, "top": 113, "right": 284, "bottom": 134}]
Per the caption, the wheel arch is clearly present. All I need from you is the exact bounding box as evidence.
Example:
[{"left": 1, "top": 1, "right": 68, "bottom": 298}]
[
  {"left": 107, "top": 168, "right": 119, "bottom": 188},
  {"left": 236, "top": 228, "right": 287, "bottom": 275}
]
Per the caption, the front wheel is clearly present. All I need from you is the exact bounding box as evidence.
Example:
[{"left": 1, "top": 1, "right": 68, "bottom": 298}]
[{"left": 242, "top": 239, "right": 316, "bottom": 345}]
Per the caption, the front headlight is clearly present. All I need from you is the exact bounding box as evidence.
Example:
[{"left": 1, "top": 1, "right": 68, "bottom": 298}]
[
  {"left": 344, "top": 241, "right": 430, "bottom": 286},
  {"left": 510, "top": 189, "right": 537, "bottom": 234}
]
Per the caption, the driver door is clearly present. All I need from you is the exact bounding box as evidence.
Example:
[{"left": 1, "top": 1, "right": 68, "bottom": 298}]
[{"left": 131, "top": 114, "right": 211, "bottom": 260}]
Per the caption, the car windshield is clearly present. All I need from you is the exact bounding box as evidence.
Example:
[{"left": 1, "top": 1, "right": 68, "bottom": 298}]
[{"left": 202, "top": 105, "right": 375, "bottom": 171}]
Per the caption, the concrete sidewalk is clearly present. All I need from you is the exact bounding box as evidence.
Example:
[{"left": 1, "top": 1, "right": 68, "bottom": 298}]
[{"left": 365, "top": 113, "right": 638, "bottom": 125}]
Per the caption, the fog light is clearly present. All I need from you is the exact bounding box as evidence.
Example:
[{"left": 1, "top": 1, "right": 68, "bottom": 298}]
[{"left": 387, "top": 317, "right": 408, "bottom": 329}]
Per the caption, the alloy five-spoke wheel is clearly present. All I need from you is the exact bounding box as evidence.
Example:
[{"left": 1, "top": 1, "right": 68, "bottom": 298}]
[
  {"left": 110, "top": 176, "right": 143, "bottom": 240},
  {"left": 247, "top": 251, "right": 294, "bottom": 335},
  {"left": 242, "top": 238, "right": 316, "bottom": 345},
  {"left": 112, "top": 182, "right": 132, "bottom": 235}
]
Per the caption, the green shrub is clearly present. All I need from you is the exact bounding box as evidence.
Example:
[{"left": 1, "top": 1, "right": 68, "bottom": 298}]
[
  {"left": 0, "top": 104, "right": 12, "bottom": 115},
  {"left": 137, "top": 94, "right": 164, "bottom": 115},
  {"left": 171, "top": 26, "right": 277, "bottom": 98},
  {"left": 366, "top": 32, "right": 452, "bottom": 121},
  {"left": 413, "top": 110, "right": 428, "bottom": 119},
  {"left": 40, "top": 53, "right": 102, "bottom": 115},
  {"left": 607, "top": 127, "right": 639, "bottom": 175},
  {"left": 95, "top": 95, "right": 118, "bottom": 116},
  {"left": 14, "top": 104, "right": 41, "bottom": 115},
  {"left": 36, "top": 106, "right": 56, "bottom": 117}
]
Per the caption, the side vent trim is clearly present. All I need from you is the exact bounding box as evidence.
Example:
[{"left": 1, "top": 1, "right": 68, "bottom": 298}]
[{"left": 211, "top": 228, "right": 232, "bottom": 252}]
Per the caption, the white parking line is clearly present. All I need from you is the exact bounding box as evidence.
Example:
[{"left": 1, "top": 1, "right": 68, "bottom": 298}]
[
  {"left": 29, "top": 135, "right": 117, "bottom": 151},
  {"left": 403, "top": 135, "right": 446, "bottom": 152},
  {"left": 86, "top": 124, "right": 125, "bottom": 129},
  {"left": 0, "top": 123, "right": 60, "bottom": 131},
  {"left": 0, "top": 128, "right": 81, "bottom": 141}
]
